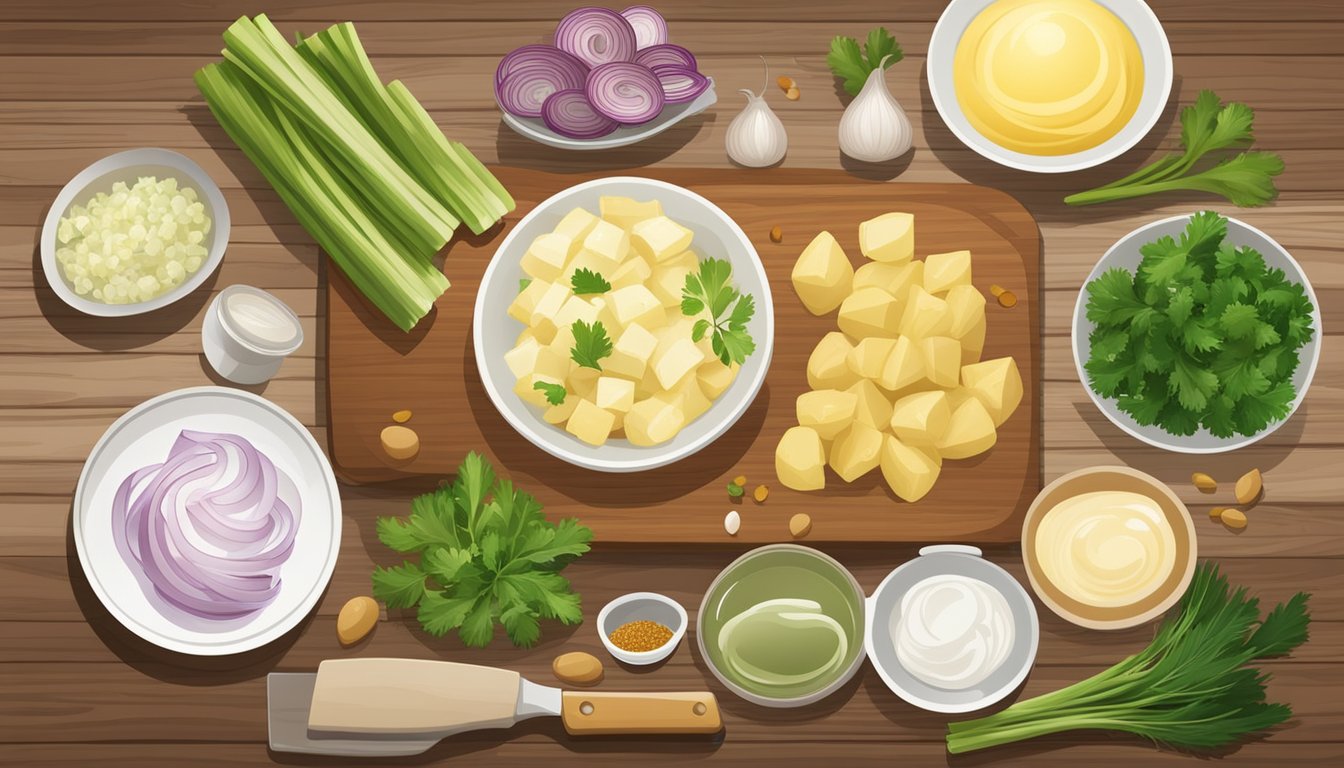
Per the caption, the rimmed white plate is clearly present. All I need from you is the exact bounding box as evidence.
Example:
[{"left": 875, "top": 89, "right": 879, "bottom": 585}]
[
  {"left": 499, "top": 80, "right": 717, "bottom": 151},
  {"left": 927, "top": 0, "right": 1172, "bottom": 173},
  {"left": 73, "top": 387, "right": 341, "bottom": 656}
]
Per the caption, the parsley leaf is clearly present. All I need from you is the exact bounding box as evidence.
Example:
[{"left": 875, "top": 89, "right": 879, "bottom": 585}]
[
  {"left": 1082, "top": 212, "right": 1314, "bottom": 438},
  {"left": 532, "top": 380, "right": 567, "bottom": 406},
  {"left": 569, "top": 319, "right": 613, "bottom": 370},
  {"left": 570, "top": 268, "right": 611, "bottom": 295},
  {"left": 1066, "top": 90, "right": 1283, "bottom": 207},
  {"left": 828, "top": 26, "right": 903, "bottom": 96},
  {"left": 682, "top": 257, "right": 756, "bottom": 366},
  {"left": 370, "top": 452, "right": 593, "bottom": 648}
]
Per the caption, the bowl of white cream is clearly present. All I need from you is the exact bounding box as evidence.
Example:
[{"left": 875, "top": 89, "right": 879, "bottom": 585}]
[
  {"left": 203, "top": 285, "right": 305, "bottom": 385},
  {"left": 865, "top": 545, "right": 1038, "bottom": 713}
]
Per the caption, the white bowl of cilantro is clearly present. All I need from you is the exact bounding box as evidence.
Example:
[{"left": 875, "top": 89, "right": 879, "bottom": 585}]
[
  {"left": 473, "top": 177, "right": 773, "bottom": 472},
  {"left": 1073, "top": 212, "right": 1321, "bottom": 453}
]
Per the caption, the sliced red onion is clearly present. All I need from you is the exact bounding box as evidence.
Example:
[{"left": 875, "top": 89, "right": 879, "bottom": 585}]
[
  {"left": 542, "top": 89, "right": 619, "bottom": 139},
  {"left": 112, "top": 430, "right": 301, "bottom": 620},
  {"left": 497, "top": 51, "right": 588, "bottom": 118},
  {"left": 633, "top": 43, "right": 697, "bottom": 72},
  {"left": 650, "top": 65, "right": 710, "bottom": 104},
  {"left": 585, "top": 62, "right": 665, "bottom": 124},
  {"left": 620, "top": 6, "right": 669, "bottom": 50},
  {"left": 554, "top": 7, "right": 638, "bottom": 68},
  {"left": 495, "top": 44, "right": 588, "bottom": 88}
]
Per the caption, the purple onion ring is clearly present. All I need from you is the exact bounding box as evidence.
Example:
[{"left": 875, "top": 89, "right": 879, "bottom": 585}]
[
  {"left": 542, "top": 89, "right": 619, "bottom": 139},
  {"left": 633, "top": 43, "right": 697, "bottom": 72},
  {"left": 650, "top": 65, "right": 711, "bottom": 104},
  {"left": 620, "top": 6, "right": 669, "bottom": 50},
  {"left": 554, "top": 7, "right": 638, "bottom": 68},
  {"left": 584, "top": 61, "right": 665, "bottom": 124}
]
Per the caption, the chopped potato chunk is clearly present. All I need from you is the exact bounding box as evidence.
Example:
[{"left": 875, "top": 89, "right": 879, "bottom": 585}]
[
  {"left": 877, "top": 335, "right": 925, "bottom": 392},
  {"left": 566, "top": 399, "right": 616, "bottom": 446},
  {"left": 890, "top": 390, "right": 951, "bottom": 446},
  {"left": 632, "top": 216, "right": 694, "bottom": 263},
  {"left": 847, "top": 337, "right": 897, "bottom": 380},
  {"left": 807, "top": 331, "right": 860, "bottom": 390},
  {"left": 900, "top": 285, "right": 952, "bottom": 339},
  {"left": 582, "top": 218, "right": 631, "bottom": 266},
  {"left": 837, "top": 286, "right": 901, "bottom": 339},
  {"left": 923, "top": 250, "right": 971, "bottom": 294},
  {"left": 829, "top": 422, "right": 883, "bottom": 482},
  {"left": 936, "top": 396, "right": 998, "bottom": 459},
  {"left": 859, "top": 212, "right": 914, "bottom": 263},
  {"left": 776, "top": 426, "right": 826, "bottom": 491},
  {"left": 600, "top": 196, "right": 662, "bottom": 230},
  {"left": 880, "top": 435, "right": 942, "bottom": 502},
  {"left": 961, "top": 356, "right": 1023, "bottom": 426},
  {"left": 792, "top": 231, "right": 854, "bottom": 315},
  {"left": 797, "top": 389, "right": 858, "bottom": 440},
  {"left": 553, "top": 207, "right": 600, "bottom": 242},
  {"left": 847, "top": 379, "right": 894, "bottom": 430},
  {"left": 920, "top": 336, "right": 962, "bottom": 389}
]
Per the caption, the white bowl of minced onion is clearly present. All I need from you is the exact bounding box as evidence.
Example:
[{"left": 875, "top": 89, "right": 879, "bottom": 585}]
[{"left": 41, "top": 148, "right": 230, "bottom": 316}]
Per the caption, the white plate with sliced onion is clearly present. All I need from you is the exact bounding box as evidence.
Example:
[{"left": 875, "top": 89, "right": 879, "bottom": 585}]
[{"left": 73, "top": 387, "right": 340, "bottom": 656}]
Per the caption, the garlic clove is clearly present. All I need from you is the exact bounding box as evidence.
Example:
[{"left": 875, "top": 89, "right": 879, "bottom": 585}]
[
  {"left": 838, "top": 56, "right": 912, "bottom": 164},
  {"left": 727, "top": 89, "right": 788, "bottom": 168}
]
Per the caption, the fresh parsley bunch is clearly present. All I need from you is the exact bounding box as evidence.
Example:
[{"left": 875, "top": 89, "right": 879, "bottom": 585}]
[
  {"left": 1084, "top": 211, "right": 1315, "bottom": 438},
  {"left": 371, "top": 452, "right": 593, "bottom": 647},
  {"left": 827, "top": 27, "right": 902, "bottom": 96},
  {"left": 682, "top": 257, "right": 756, "bottom": 366}
]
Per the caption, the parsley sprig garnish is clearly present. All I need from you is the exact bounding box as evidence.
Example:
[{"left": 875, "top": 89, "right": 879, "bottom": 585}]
[
  {"left": 681, "top": 257, "right": 756, "bottom": 366},
  {"left": 570, "top": 268, "right": 611, "bottom": 295},
  {"left": 569, "top": 319, "right": 612, "bottom": 370},
  {"left": 827, "top": 27, "right": 902, "bottom": 96},
  {"left": 532, "top": 380, "right": 567, "bottom": 405},
  {"left": 1066, "top": 90, "right": 1284, "bottom": 207}
]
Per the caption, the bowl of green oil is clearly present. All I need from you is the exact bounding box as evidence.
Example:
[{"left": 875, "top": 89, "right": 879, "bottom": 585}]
[{"left": 697, "top": 544, "right": 866, "bottom": 707}]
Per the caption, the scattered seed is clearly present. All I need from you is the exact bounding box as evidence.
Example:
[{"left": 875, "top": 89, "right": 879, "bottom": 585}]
[
  {"left": 1219, "top": 508, "right": 1248, "bottom": 530},
  {"left": 784, "top": 86, "right": 801, "bottom": 101},
  {"left": 776, "top": 75, "right": 796, "bottom": 92},
  {"left": 753, "top": 484, "right": 769, "bottom": 503},
  {"left": 988, "top": 284, "right": 1006, "bottom": 297},
  {"left": 1209, "top": 506, "right": 1229, "bottom": 522},
  {"left": 996, "top": 290, "right": 1018, "bottom": 308},
  {"left": 1234, "top": 469, "right": 1263, "bottom": 506},
  {"left": 732, "top": 474, "right": 747, "bottom": 486},
  {"left": 336, "top": 596, "right": 379, "bottom": 646},
  {"left": 789, "top": 512, "right": 812, "bottom": 539},
  {"left": 1191, "top": 472, "right": 1218, "bottom": 493},
  {"left": 392, "top": 409, "right": 412, "bottom": 423},
  {"left": 769, "top": 225, "right": 783, "bottom": 243},
  {"left": 724, "top": 510, "right": 741, "bottom": 536},
  {"left": 552, "top": 651, "right": 604, "bottom": 686},
  {"left": 727, "top": 482, "right": 745, "bottom": 498}
]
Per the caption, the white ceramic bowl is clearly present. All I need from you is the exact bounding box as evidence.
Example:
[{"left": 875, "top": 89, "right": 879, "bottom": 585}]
[
  {"left": 40, "top": 148, "right": 230, "bottom": 316},
  {"left": 473, "top": 176, "right": 773, "bottom": 473},
  {"left": 597, "top": 592, "right": 687, "bottom": 665},
  {"left": 500, "top": 81, "right": 717, "bottom": 151},
  {"left": 1073, "top": 214, "right": 1322, "bottom": 453},
  {"left": 927, "top": 0, "right": 1173, "bottom": 173},
  {"left": 866, "top": 545, "right": 1039, "bottom": 714}
]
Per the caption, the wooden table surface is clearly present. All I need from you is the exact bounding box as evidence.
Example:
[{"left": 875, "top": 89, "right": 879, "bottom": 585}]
[{"left": 1, "top": 2, "right": 1339, "bottom": 766}]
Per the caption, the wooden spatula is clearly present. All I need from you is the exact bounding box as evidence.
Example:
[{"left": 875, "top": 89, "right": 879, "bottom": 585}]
[{"left": 268, "top": 658, "right": 722, "bottom": 756}]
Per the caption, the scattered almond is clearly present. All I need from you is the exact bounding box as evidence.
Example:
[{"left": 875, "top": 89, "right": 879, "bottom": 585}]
[
  {"left": 1209, "top": 506, "right": 1230, "bottom": 522},
  {"left": 1234, "top": 469, "right": 1263, "bottom": 506},
  {"left": 1219, "top": 508, "right": 1248, "bottom": 530},
  {"left": 732, "top": 474, "right": 747, "bottom": 487},
  {"left": 776, "top": 75, "right": 796, "bottom": 92},
  {"left": 789, "top": 512, "right": 812, "bottom": 538},
  {"left": 724, "top": 509, "right": 741, "bottom": 536},
  {"left": 552, "top": 651, "right": 604, "bottom": 686},
  {"left": 336, "top": 596, "right": 379, "bottom": 646},
  {"left": 988, "top": 284, "right": 1006, "bottom": 297},
  {"left": 996, "top": 290, "right": 1018, "bottom": 308},
  {"left": 392, "top": 409, "right": 413, "bottom": 423},
  {"left": 784, "top": 86, "right": 801, "bottom": 101},
  {"left": 1191, "top": 472, "right": 1217, "bottom": 493},
  {"left": 770, "top": 225, "right": 783, "bottom": 243},
  {"left": 381, "top": 425, "right": 420, "bottom": 460},
  {"left": 753, "top": 484, "right": 769, "bottom": 502}
]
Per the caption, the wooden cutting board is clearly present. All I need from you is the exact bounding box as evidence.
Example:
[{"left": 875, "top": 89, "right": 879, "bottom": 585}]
[{"left": 326, "top": 168, "right": 1040, "bottom": 543}]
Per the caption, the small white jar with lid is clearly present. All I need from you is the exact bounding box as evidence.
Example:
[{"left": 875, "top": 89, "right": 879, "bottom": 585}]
[{"left": 203, "top": 284, "right": 304, "bottom": 385}]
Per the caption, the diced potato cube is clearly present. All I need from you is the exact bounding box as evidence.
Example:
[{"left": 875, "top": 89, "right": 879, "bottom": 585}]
[
  {"left": 921, "top": 336, "right": 962, "bottom": 388},
  {"left": 670, "top": 375, "right": 712, "bottom": 423},
  {"left": 853, "top": 260, "right": 923, "bottom": 298},
  {"left": 880, "top": 435, "right": 942, "bottom": 502},
  {"left": 553, "top": 206, "right": 599, "bottom": 242},
  {"left": 837, "top": 286, "right": 901, "bottom": 339},
  {"left": 961, "top": 356, "right": 1023, "bottom": 426},
  {"left": 561, "top": 248, "right": 616, "bottom": 285},
  {"left": 609, "top": 256, "right": 653, "bottom": 289},
  {"left": 605, "top": 323, "right": 659, "bottom": 380},
  {"left": 547, "top": 323, "right": 576, "bottom": 357},
  {"left": 609, "top": 410, "right": 626, "bottom": 432},
  {"left": 889, "top": 390, "right": 951, "bottom": 446},
  {"left": 859, "top": 212, "right": 914, "bottom": 264},
  {"left": 847, "top": 379, "right": 894, "bottom": 430},
  {"left": 515, "top": 373, "right": 562, "bottom": 408},
  {"left": 776, "top": 426, "right": 826, "bottom": 491},
  {"left": 924, "top": 250, "right": 972, "bottom": 294},
  {"left": 516, "top": 327, "right": 538, "bottom": 346},
  {"left": 626, "top": 396, "right": 686, "bottom": 446},
  {"left": 504, "top": 337, "right": 542, "bottom": 379},
  {"left": 697, "top": 361, "right": 738, "bottom": 399},
  {"left": 807, "top": 331, "right": 860, "bottom": 390},
  {"left": 960, "top": 316, "right": 987, "bottom": 365},
  {"left": 876, "top": 335, "right": 925, "bottom": 392},
  {"left": 847, "top": 336, "right": 896, "bottom": 380},
  {"left": 582, "top": 218, "right": 631, "bottom": 266},
  {"left": 649, "top": 265, "right": 691, "bottom": 308},
  {"left": 554, "top": 295, "right": 601, "bottom": 329},
  {"left": 532, "top": 346, "right": 571, "bottom": 383},
  {"left": 631, "top": 216, "right": 694, "bottom": 263},
  {"left": 609, "top": 284, "right": 666, "bottom": 330},
  {"left": 936, "top": 396, "right": 998, "bottom": 459},
  {"left": 945, "top": 284, "right": 987, "bottom": 338},
  {"left": 567, "top": 366, "right": 601, "bottom": 400},
  {"left": 792, "top": 231, "right": 854, "bottom": 315},
  {"left": 530, "top": 281, "right": 572, "bottom": 326},
  {"left": 600, "top": 196, "right": 662, "bottom": 230},
  {"left": 829, "top": 422, "right": 884, "bottom": 482},
  {"left": 508, "top": 278, "right": 552, "bottom": 324},
  {"left": 566, "top": 399, "right": 616, "bottom": 446},
  {"left": 521, "top": 232, "right": 577, "bottom": 281},
  {"left": 543, "top": 396, "right": 579, "bottom": 425},
  {"left": 595, "top": 376, "right": 636, "bottom": 413},
  {"left": 653, "top": 336, "right": 705, "bottom": 390},
  {"left": 661, "top": 250, "right": 699, "bottom": 270},
  {"left": 900, "top": 285, "right": 952, "bottom": 339},
  {"left": 797, "top": 389, "right": 858, "bottom": 440}
]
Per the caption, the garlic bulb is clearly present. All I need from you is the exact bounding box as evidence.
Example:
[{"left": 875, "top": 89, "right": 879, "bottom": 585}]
[
  {"left": 726, "top": 88, "right": 787, "bottom": 167},
  {"left": 838, "top": 55, "right": 912, "bottom": 163}
]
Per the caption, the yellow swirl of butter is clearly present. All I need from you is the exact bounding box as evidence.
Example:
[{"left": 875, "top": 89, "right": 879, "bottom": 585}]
[
  {"left": 953, "top": 0, "right": 1144, "bottom": 155},
  {"left": 1035, "top": 490, "right": 1176, "bottom": 608}
]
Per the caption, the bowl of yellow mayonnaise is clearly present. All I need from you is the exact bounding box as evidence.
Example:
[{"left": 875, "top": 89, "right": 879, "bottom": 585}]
[
  {"left": 1022, "top": 466, "right": 1196, "bottom": 630},
  {"left": 928, "top": 0, "right": 1172, "bottom": 173}
]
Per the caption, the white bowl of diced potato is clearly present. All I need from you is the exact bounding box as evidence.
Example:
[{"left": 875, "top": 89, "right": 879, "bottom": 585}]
[
  {"left": 775, "top": 213, "right": 1024, "bottom": 502},
  {"left": 473, "top": 177, "right": 773, "bottom": 472}
]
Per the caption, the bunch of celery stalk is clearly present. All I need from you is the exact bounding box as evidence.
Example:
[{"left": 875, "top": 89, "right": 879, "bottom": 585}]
[{"left": 196, "top": 15, "right": 513, "bottom": 330}]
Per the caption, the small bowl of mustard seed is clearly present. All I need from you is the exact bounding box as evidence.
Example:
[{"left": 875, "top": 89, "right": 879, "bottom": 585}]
[{"left": 597, "top": 592, "right": 687, "bottom": 666}]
